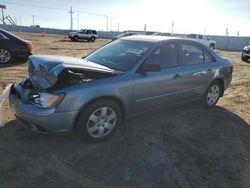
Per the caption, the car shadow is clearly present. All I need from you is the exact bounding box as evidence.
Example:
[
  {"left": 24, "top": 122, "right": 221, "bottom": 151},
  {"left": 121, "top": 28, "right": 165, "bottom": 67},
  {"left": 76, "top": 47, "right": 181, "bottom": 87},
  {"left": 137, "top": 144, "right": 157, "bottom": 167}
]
[
  {"left": 1, "top": 105, "right": 250, "bottom": 188},
  {"left": 0, "top": 59, "right": 27, "bottom": 68}
]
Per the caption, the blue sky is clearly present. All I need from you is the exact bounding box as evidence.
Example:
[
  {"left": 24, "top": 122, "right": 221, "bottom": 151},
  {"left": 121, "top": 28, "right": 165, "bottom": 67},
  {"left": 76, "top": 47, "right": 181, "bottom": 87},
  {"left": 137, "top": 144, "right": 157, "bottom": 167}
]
[{"left": 1, "top": 0, "right": 250, "bottom": 36}]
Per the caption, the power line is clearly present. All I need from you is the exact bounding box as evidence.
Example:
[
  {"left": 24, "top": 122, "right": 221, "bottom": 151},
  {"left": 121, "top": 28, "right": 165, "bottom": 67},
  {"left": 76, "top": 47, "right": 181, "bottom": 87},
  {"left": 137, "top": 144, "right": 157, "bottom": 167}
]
[
  {"left": 1, "top": 1, "right": 68, "bottom": 11},
  {"left": 1, "top": 1, "right": 111, "bottom": 18}
]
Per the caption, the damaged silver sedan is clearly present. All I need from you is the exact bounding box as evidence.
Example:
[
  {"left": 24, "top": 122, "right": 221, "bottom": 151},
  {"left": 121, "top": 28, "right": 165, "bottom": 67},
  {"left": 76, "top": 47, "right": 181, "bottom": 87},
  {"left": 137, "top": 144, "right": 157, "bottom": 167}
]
[{"left": 9, "top": 36, "right": 233, "bottom": 142}]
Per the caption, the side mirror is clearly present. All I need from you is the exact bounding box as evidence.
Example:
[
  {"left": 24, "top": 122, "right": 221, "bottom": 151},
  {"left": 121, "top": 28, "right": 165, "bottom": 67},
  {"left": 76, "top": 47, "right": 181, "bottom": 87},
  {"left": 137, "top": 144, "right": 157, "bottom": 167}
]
[{"left": 139, "top": 63, "right": 161, "bottom": 72}]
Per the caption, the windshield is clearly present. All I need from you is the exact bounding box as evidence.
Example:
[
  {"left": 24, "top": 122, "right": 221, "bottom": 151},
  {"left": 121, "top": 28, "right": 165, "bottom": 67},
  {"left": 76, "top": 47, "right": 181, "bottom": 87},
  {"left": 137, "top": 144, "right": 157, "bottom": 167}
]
[{"left": 85, "top": 40, "right": 151, "bottom": 71}]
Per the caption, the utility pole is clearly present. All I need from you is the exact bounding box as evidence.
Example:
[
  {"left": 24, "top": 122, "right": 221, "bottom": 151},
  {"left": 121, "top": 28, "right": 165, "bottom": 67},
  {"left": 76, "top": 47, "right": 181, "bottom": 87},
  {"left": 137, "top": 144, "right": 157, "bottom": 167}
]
[
  {"left": 171, "top": 21, "right": 174, "bottom": 36},
  {"left": 77, "top": 13, "right": 79, "bottom": 30},
  {"left": 106, "top": 15, "right": 108, "bottom": 32},
  {"left": 32, "top": 15, "right": 35, "bottom": 26},
  {"left": 0, "top": 4, "right": 6, "bottom": 24},
  {"left": 110, "top": 18, "right": 112, "bottom": 31},
  {"left": 117, "top": 23, "right": 120, "bottom": 32},
  {"left": 19, "top": 15, "right": 22, "bottom": 26},
  {"left": 225, "top": 27, "right": 229, "bottom": 36},
  {"left": 69, "top": 6, "right": 74, "bottom": 31}
]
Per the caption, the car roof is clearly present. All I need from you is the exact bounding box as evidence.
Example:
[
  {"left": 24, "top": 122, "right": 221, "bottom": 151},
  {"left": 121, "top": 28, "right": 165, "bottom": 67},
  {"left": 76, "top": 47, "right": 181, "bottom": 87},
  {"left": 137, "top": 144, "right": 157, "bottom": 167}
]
[
  {"left": 80, "top": 29, "right": 96, "bottom": 31},
  {"left": 120, "top": 35, "right": 199, "bottom": 43}
]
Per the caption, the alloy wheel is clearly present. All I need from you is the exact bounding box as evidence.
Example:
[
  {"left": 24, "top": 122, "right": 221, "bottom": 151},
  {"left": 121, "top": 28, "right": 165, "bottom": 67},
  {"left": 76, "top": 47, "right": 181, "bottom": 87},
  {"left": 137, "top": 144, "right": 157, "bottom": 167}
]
[
  {"left": 0, "top": 49, "right": 11, "bottom": 64},
  {"left": 207, "top": 84, "right": 220, "bottom": 106}
]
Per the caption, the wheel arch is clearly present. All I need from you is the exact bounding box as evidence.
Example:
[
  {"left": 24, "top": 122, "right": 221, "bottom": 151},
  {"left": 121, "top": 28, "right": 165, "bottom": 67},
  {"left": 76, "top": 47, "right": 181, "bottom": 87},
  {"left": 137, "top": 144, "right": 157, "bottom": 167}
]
[
  {"left": 73, "top": 95, "right": 125, "bottom": 130},
  {"left": 212, "top": 78, "right": 225, "bottom": 97}
]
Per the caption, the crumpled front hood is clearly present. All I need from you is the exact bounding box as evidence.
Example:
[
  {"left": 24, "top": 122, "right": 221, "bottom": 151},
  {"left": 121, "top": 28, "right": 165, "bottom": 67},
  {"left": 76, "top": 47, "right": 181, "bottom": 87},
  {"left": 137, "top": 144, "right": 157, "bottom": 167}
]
[{"left": 28, "top": 55, "right": 121, "bottom": 90}]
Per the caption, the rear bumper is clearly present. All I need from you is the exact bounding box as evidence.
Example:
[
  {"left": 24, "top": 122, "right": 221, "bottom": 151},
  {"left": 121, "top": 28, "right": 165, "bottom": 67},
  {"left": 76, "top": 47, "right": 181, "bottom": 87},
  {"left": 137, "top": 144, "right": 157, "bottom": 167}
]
[
  {"left": 9, "top": 84, "right": 77, "bottom": 134},
  {"left": 14, "top": 50, "right": 32, "bottom": 59},
  {"left": 224, "top": 75, "right": 232, "bottom": 91}
]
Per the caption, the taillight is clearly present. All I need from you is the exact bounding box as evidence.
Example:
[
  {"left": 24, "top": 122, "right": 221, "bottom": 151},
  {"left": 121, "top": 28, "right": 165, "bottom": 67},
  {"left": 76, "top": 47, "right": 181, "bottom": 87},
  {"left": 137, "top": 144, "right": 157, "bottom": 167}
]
[
  {"left": 230, "top": 64, "right": 234, "bottom": 74},
  {"left": 26, "top": 42, "right": 33, "bottom": 53}
]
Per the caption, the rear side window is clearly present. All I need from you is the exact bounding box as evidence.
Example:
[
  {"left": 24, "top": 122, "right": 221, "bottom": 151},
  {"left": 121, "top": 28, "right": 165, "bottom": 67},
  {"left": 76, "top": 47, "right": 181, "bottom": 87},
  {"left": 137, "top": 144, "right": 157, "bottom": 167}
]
[
  {"left": 198, "top": 35, "right": 203, "bottom": 39},
  {"left": 181, "top": 43, "right": 204, "bottom": 65},
  {"left": 86, "top": 30, "right": 91, "bottom": 34},
  {"left": 187, "top": 34, "right": 196, "bottom": 38},
  {"left": 0, "top": 33, "right": 6, "bottom": 39},
  {"left": 92, "top": 30, "right": 97, "bottom": 34},
  {"left": 204, "top": 49, "right": 215, "bottom": 63},
  {"left": 145, "top": 42, "right": 178, "bottom": 68}
]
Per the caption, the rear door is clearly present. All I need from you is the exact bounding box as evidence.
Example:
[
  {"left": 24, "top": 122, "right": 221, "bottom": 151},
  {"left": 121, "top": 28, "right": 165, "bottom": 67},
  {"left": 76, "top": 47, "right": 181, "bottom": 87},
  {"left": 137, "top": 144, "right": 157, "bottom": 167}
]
[
  {"left": 178, "top": 41, "right": 214, "bottom": 100},
  {"left": 86, "top": 30, "right": 92, "bottom": 39},
  {"left": 133, "top": 41, "right": 188, "bottom": 113}
]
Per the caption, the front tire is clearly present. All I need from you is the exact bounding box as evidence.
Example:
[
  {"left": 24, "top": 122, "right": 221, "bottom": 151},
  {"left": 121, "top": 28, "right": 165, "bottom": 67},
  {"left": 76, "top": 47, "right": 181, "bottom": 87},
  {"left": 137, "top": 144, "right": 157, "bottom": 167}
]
[
  {"left": 0, "top": 48, "right": 12, "bottom": 64},
  {"left": 75, "top": 99, "right": 122, "bottom": 142},
  {"left": 201, "top": 81, "right": 222, "bottom": 108}
]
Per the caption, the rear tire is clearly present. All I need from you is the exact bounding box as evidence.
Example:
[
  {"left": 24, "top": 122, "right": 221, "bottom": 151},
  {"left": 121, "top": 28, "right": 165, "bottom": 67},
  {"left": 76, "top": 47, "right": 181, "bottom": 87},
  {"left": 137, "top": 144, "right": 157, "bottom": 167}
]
[
  {"left": 201, "top": 81, "right": 222, "bottom": 109},
  {"left": 75, "top": 99, "right": 122, "bottom": 142},
  {"left": 90, "top": 37, "right": 95, "bottom": 42}
]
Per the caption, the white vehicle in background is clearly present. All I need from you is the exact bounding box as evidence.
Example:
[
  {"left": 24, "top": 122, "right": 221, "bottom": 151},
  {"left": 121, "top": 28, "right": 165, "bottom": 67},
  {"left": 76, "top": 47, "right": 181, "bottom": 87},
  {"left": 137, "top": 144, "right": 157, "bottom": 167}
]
[
  {"left": 152, "top": 32, "right": 171, "bottom": 36},
  {"left": 187, "top": 34, "right": 216, "bottom": 49},
  {"left": 68, "top": 29, "right": 98, "bottom": 42}
]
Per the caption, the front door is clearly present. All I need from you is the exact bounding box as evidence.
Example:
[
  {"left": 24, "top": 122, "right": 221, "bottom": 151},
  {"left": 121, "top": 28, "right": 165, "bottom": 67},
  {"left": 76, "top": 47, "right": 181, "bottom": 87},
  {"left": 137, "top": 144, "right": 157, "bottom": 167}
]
[{"left": 133, "top": 41, "right": 187, "bottom": 113}]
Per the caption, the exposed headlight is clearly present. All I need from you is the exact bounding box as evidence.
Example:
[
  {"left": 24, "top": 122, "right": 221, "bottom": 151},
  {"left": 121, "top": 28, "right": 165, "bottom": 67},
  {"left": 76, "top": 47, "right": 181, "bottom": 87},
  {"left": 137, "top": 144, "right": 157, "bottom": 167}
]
[{"left": 30, "top": 93, "right": 65, "bottom": 108}]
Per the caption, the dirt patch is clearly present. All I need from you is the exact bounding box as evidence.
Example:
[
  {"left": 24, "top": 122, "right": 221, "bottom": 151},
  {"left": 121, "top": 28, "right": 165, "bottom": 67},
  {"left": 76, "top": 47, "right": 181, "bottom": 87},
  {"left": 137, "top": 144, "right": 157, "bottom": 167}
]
[{"left": 0, "top": 32, "right": 250, "bottom": 188}]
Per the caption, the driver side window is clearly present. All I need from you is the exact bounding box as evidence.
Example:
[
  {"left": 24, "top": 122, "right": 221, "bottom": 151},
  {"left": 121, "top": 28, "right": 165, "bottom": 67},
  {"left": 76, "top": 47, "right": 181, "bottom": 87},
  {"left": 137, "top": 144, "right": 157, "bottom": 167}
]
[{"left": 145, "top": 42, "right": 178, "bottom": 68}]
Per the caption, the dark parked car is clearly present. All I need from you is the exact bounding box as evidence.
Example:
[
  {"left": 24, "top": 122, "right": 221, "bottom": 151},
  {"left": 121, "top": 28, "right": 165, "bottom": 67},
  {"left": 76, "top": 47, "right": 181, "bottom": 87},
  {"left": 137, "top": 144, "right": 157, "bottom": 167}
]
[
  {"left": 241, "top": 45, "right": 250, "bottom": 63},
  {"left": 9, "top": 36, "right": 233, "bottom": 142},
  {"left": 0, "top": 28, "right": 32, "bottom": 64}
]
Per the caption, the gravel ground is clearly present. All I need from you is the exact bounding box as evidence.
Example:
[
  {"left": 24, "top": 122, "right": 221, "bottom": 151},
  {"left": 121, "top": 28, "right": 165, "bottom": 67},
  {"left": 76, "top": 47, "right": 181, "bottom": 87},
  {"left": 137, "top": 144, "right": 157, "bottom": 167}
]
[{"left": 0, "top": 32, "right": 250, "bottom": 188}]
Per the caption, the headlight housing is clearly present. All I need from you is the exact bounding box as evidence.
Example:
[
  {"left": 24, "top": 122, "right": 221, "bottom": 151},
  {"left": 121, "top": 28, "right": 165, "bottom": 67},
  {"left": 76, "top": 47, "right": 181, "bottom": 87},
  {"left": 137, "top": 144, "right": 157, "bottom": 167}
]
[{"left": 30, "top": 93, "right": 65, "bottom": 108}]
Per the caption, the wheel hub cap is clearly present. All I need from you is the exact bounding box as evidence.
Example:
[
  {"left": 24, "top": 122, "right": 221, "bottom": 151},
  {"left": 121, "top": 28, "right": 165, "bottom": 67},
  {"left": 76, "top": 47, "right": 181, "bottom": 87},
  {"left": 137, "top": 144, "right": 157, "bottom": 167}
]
[
  {"left": 207, "top": 85, "right": 220, "bottom": 105},
  {"left": 87, "top": 107, "right": 116, "bottom": 138},
  {"left": 0, "top": 49, "right": 10, "bottom": 64}
]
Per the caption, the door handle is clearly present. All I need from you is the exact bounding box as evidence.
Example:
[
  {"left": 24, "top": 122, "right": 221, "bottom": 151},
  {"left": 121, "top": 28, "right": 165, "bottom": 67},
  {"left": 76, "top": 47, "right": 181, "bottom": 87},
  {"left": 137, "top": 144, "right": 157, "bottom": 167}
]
[{"left": 173, "top": 74, "right": 182, "bottom": 79}]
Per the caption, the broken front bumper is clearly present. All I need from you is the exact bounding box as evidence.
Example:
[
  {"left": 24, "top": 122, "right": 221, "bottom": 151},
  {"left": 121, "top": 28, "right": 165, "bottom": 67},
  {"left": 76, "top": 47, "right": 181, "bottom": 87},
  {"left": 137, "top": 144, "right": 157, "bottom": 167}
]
[{"left": 9, "top": 83, "right": 77, "bottom": 134}]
